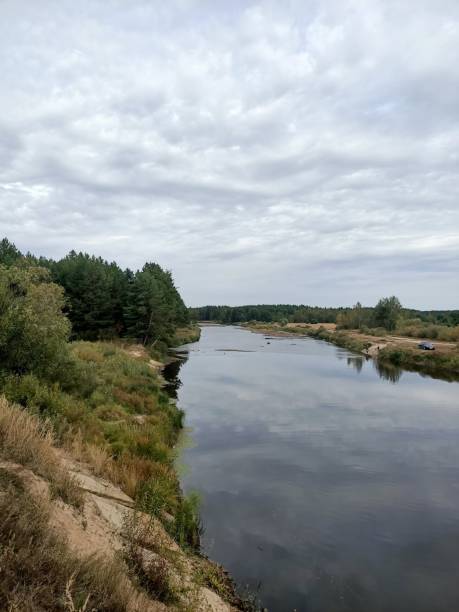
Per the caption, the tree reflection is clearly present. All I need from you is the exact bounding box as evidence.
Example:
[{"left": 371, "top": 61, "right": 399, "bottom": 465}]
[
  {"left": 347, "top": 356, "right": 364, "bottom": 373},
  {"left": 163, "top": 353, "right": 188, "bottom": 398},
  {"left": 374, "top": 360, "right": 402, "bottom": 383},
  {"left": 345, "top": 353, "right": 404, "bottom": 383}
]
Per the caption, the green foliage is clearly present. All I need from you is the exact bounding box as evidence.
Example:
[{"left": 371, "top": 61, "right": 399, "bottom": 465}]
[
  {"left": 309, "top": 327, "right": 368, "bottom": 353},
  {"left": 193, "top": 299, "right": 459, "bottom": 333},
  {"left": 396, "top": 322, "right": 459, "bottom": 342},
  {"left": 0, "top": 238, "right": 189, "bottom": 347},
  {"left": 191, "top": 304, "right": 344, "bottom": 324},
  {"left": 0, "top": 264, "right": 71, "bottom": 381},
  {"left": 0, "top": 237, "right": 22, "bottom": 266},
  {"left": 124, "top": 263, "right": 189, "bottom": 345},
  {"left": 171, "top": 325, "right": 202, "bottom": 346},
  {"left": 169, "top": 492, "right": 202, "bottom": 549},
  {"left": 373, "top": 296, "right": 402, "bottom": 331},
  {"left": 137, "top": 475, "right": 179, "bottom": 517},
  {"left": 379, "top": 346, "right": 459, "bottom": 380},
  {"left": 336, "top": 302, "right": 373, "bottom": 329},
  {"left": 1, "top": 340, "right": 201, "bottom": 545},
  {"left": 50, "top": 251, "right": 127, "bottom": 340},
  {"left": 0, "top": 237, "right": 206, "bottom": 594}
]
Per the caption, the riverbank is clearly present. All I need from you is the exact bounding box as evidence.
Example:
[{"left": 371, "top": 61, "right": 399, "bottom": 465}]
[
  {"left": 172, "top": 325, "right": 202, "bottom": 347},
  {"left": 243, "top": 322, "right": 459, "bottom": 381},
  {"left": 0, "top": 336, "right": 243, "bottom": 611}
]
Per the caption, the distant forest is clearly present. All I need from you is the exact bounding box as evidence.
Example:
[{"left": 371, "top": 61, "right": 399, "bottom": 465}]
[
  {"left": 0, "top": 237, "right": 189, "bottom": 346},
  {"left": 190, "top": 303, "right": 459, "bottom": 328}
]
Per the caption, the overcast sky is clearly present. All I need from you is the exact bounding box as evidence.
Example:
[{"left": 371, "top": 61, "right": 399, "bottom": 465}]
[{"left": 1, "top": 1, "right": 458, "bottom": 308}]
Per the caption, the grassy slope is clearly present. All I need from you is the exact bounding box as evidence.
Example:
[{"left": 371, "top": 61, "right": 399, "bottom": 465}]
[
  {"left": 0, "top": 396, "right": 139, "bottom": 611},
  {"left": 171, "top": 325, "right": 202, "bottom": 347},
  {"left": 0, "top": 338, "right": 248, "bottom": 610}
]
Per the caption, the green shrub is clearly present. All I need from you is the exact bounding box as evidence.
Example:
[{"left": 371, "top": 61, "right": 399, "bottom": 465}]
[
  {"left": 170, "top": 492, "right": 202, "bottom": 549},
  {"left": 137, "top": 475, "right": 179, "bottom": 517}
]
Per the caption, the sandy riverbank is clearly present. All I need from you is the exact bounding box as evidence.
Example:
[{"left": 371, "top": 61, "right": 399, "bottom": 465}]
[{"left": 243, "top": 322, "right": 459, "bottom": 381}]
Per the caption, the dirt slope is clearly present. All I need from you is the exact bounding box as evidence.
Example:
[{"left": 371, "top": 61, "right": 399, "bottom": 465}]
[{"left": 0, "top": 449, "right": 234, "bottom": 612}]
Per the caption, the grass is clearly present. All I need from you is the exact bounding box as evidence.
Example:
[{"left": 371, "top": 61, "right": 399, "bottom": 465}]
[
  {"left": 395, "top": 322, "right": 459, "bottom": 342},
  {"left": 0, "top": 473, "right": 133, "bottom": 611},
  {"left": 194, "top": 557, "right": 260, "bottom": 612},
  {"left": 0, "top": 341, "right": 245, "bottom": 609},
  {"left": 378, "top": 345, "right": 459, "bottom": 381},
  {"left": 0, "top": 396, "right": 83, "bottom": 508},
  {"left": 307, "top": 327, "right": 368, "bottom": 353},
  {"left": 123, "top": 511, "right": 181, "bottom": 605},
  {"left": 66, "top": 343, "right": 200, "bottom": 543},
  {"left": 171, "top": 325, "right": 202, "bottom": 347},
  {"left": 1, "top": 341, "right": 201, "bottom": 545},
  {"left": 354, "top": 323, "right": 459, "bottom": 342}
]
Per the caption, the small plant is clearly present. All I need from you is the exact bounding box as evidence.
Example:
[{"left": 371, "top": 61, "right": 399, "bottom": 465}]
[
  {"left": 137, "top": 474, "right": 179, "bottom": 517},
  {"left": 123, "top": 512, "right": 178, "bottom": 604},
  {"left": 169, "top": 492, "right": 203, "bottom": 549}
]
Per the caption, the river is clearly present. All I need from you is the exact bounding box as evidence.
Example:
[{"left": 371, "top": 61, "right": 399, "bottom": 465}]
[{"left": 164, "top": 325, "right": 459, "bottom": 612}]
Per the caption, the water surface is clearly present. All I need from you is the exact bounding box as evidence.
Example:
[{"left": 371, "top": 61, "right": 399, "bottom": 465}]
[{"left": 165, "top": 325, "right": 459, "bottom": 612}]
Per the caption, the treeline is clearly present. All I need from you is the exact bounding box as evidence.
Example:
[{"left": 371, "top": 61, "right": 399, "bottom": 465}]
[
  {"left": 190, "top": 304, "right": 345, "bottom": 324},
  {"left": 0, "top": 238, "right": 189, "bottom": 346},
  {"left": 191, "top": 300, "right": 459, "bottom": 330},
  {"left": 336, "top": 298, "right": 459, "bottom": 338}
]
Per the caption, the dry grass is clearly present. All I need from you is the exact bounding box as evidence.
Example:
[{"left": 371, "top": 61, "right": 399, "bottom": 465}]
[
  {"left": 0, "top": 473, "right": 133, "bottom": 611},
  {"left": 67, "top": 432, "right": 112, "bottom": 478},
  {"left": 107, "top": 456, "right": 174, "bottom": 500},
  {"left": 67, "top": 428, "right": 176, "bottom": 501},
  {"left": 0, "top": 396, "right": 83, "bottom": 508},
  {"left": 123, "top": 511, "right": 180, "bottom": 604}
]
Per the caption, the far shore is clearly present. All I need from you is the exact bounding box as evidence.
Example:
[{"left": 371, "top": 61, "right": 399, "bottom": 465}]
[{"left": 231, "top": 321, "right": 459, "bottom": 382}]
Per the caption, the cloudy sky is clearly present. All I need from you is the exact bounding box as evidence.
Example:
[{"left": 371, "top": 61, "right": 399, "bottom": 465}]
[{"left": 1, "top": 0, "right": 458, "bottom": 308}]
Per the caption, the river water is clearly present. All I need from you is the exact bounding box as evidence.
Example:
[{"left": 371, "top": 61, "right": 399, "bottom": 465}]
[{"left": 164, "top": 325, "right": 459, "bottom": 612}]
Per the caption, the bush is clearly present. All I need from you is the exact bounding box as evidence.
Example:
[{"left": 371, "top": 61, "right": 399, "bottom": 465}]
[
  {"left": 137, "top": 474, "right": 179, "bottom": 517},
  {"left": 170, "top": 492, "right": 202, "bottom": 549},
  {"left": 0, "top": 264, "right": 71, "bottom": 381},
  {"left": 395, "top": 323, "right": 459, "bottom": 342},
  {"left": 379, "top": 346, "right": 459, "bottom": 380}
]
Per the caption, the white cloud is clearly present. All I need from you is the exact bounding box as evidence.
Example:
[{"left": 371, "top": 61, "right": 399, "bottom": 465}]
[{"left": 0, "top": 0, "right": 458, "bottom": 307}]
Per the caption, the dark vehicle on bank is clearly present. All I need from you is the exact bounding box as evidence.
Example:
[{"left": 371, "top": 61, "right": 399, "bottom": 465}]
[{"left": 418, "top": 341, "right": 435, "bottom": 350}]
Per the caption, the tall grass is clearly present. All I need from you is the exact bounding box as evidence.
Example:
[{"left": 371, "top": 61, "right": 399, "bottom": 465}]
[
  {"left": 0, "top": 472, "right": 133, "bottom": 611},
  {"left": 0, "top": 396, "right": 83, "bottom": 507},
  {"left": 0, "top": 340, "right": 209, "bottom": 609},
  {"left": 1, "top": 342, "right": 202, "bottom": 546}
]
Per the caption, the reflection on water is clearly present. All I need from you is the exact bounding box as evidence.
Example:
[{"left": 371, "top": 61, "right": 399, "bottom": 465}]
[
  {"left": 373, "top": 359, "right": 403, "bottom": 383},
  {"left": 163, "top": 356, "right": 186, "bottom": 398},
  {"left": 346, "top": 355, "right": 364, "bottom": 373},
  {"left": 345, "top": 350, "right": 453, "bottom": 385},
  {"left": 165, "top": 326, "right": 459, "bottom": 612},
  {"left": 345, "top": 353, "right": 404, "bottom": 383}
]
